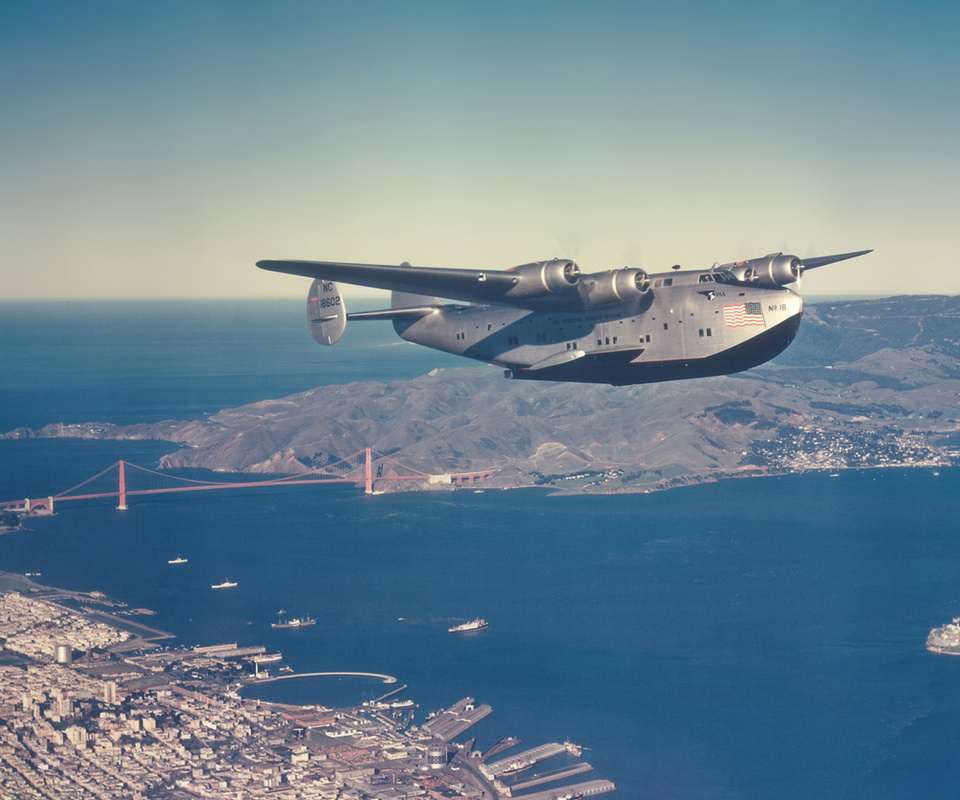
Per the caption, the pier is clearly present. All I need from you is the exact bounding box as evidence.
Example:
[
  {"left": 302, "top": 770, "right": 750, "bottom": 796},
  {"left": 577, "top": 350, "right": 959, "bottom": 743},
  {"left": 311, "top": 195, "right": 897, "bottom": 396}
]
[
  {"left": 506, "top": 779, "right": 616, "bottom": 799},
  {"left": 505, "top": 763, "right": 594, "bottom": 794},
  {"left": 481, "top": 741, "right": 567, "bottom": 779},
  {"left": 422, "top": 697, "right": 493, "bottom": 742}
]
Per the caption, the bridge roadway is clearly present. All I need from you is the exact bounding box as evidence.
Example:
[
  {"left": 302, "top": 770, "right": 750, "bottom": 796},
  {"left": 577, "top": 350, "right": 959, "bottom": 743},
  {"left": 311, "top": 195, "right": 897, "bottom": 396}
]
[
  {"left": 2, "top": 449, "right": 500, "bottom": 511},
  {"left": 252, "top": 671, "right": 397, "bottom": 685}
]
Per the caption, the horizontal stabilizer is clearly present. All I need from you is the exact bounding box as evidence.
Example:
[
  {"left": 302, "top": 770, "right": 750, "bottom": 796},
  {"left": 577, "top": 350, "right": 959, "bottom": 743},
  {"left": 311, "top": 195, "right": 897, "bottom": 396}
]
[{"left": 347, "top": 307, "right": 439, "bottom": 321}]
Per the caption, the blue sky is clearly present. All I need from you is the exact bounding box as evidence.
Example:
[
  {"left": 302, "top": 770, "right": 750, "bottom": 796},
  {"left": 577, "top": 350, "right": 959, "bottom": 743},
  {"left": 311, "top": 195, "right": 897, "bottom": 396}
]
[{"left": 2, "top": 0, "right": 958, "bottom": 298}]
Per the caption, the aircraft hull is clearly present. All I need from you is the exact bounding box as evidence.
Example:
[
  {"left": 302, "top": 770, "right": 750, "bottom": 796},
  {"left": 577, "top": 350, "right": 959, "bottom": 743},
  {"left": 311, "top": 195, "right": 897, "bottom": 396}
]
[{"left": 504, "top": 311, "right": 802, "bottom": 385}]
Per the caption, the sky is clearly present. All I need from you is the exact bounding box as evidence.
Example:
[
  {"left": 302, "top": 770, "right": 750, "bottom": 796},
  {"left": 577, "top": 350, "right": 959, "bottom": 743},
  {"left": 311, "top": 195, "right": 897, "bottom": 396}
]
[{"left": 2, "top": 0, "right": 959, "bottom": 300}]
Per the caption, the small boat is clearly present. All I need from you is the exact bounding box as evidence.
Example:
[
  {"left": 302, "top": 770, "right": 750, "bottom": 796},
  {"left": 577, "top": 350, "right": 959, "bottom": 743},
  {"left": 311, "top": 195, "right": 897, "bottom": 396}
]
[
  {"left": 168, "top": 556, "right": 188, "bottom": 564},
  {"left": 211, "top": 579, "right": 237, "bottom": 589}
]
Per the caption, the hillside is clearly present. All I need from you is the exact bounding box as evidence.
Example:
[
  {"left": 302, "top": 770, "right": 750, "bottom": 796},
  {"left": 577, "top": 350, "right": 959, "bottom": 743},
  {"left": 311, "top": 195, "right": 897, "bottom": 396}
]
[{"left": 5, "top": 296, "right": 960, "bottom": 493}]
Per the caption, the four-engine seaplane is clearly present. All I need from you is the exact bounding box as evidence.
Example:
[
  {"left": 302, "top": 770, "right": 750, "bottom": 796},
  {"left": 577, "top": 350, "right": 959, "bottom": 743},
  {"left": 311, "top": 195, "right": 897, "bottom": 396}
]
[{"left": 257, "top": 248, "right": 871, "bottom": 386}]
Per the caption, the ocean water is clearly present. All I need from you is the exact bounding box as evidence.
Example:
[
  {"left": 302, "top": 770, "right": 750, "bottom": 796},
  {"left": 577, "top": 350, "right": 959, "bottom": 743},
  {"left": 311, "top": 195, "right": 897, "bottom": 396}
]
[
  {"left": 2, "top": 301, "right": 960, "bottom": 799},
  {"left": 0, "top": 299, "right": 468, "bottom": 431}
]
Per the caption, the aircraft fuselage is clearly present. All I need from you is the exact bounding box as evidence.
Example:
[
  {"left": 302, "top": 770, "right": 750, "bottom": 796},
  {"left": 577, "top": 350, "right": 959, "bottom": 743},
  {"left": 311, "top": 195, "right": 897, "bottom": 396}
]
[{"left": 394, "top": 270, "right": 803, "bottom": 385}]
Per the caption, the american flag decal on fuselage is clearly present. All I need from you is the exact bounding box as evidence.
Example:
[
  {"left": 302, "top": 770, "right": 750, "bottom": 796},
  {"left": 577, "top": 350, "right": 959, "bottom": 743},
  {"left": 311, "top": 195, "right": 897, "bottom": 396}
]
[{"left": 723, "top": 302, "right": 765, "bottom": 327}]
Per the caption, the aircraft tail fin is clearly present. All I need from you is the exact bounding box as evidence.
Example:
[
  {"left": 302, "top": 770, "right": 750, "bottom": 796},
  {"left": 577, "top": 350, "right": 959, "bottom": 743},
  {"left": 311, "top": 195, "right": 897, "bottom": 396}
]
[
  {"left": 392, "top": 290, "right": 443, "bottom": 310},
  {"left": 307, "top": 279, "right": 346, "bottom": 345}
]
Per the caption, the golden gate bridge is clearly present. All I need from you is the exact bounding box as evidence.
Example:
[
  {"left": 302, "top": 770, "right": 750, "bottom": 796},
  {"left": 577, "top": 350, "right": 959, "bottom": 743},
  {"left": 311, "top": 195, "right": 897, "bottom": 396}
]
[{"left": 2, "top": 448, "right": 497, "bottom": 514}]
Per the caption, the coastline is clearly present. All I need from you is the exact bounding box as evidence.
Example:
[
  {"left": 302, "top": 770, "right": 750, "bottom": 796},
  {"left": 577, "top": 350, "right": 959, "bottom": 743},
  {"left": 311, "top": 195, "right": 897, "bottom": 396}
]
[
  {"left": 1, "top": 425, "right": 952, "bottom": 504},
  {"left": 0, "top": 570, "right": 609, "bottom": 799}
]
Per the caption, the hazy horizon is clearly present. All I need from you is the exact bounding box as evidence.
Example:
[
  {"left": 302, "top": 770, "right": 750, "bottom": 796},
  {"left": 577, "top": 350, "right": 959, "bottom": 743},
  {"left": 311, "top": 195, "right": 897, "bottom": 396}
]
[{"left": 3, "top": 1, "right": 958, "bottom": 300}]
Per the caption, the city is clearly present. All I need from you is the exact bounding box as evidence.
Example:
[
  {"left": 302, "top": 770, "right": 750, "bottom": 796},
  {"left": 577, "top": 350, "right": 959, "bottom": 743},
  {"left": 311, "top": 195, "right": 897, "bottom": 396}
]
[{"left": 0, "top": 585, "right": 614, "bottom": 800}]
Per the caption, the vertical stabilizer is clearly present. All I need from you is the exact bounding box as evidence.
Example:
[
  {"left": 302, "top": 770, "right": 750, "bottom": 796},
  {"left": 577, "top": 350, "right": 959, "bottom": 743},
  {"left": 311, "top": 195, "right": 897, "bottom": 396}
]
[
  {"left": 392, "top": 290, "right": 443, "bottom": 310},
  {"left": 307, "top": 279, "right": 346, "bottom": 345}
]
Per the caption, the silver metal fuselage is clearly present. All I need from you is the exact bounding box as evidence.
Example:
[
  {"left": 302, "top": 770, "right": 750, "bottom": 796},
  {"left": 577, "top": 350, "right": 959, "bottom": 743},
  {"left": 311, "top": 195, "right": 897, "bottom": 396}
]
[{"left": 394, "top": 270, "right": 803, "bottom": 385}]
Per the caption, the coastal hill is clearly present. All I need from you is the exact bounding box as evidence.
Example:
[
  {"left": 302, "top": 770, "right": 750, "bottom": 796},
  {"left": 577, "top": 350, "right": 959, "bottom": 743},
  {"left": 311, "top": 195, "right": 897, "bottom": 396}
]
[{"left": 5, "top": 296, "right": 960, "bottom": 492}]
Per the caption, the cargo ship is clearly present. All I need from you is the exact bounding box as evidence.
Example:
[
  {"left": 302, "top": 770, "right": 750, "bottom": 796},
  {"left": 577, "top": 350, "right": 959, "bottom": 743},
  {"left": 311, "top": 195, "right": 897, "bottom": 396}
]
[
  {"left": 448, "top": 618, "right": 488, "bottom": 634},
  {"left": 251, "top": 652, "right": 283, "bottom": 664},
  {"left": 211, "top": 579, "right": 237, "bottom": 589},
  {"left": 168, "top": 556, "right": 187, "bottom": 564},
  {"left": 271, "top": 612, "right": 317, "bottom": 629}
]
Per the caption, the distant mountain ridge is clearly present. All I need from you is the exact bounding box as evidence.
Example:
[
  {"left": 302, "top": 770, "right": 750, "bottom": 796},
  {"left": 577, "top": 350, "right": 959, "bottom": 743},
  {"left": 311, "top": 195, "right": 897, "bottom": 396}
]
[{"left": 5, "top": 296, "right": 959, "bottom": 493}]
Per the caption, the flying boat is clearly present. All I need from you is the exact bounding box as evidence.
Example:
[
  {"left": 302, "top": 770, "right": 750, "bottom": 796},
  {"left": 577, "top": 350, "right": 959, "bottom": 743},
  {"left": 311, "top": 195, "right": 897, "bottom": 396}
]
[{"left": 257, "top": 249, "right": 871, "bottom": 386}]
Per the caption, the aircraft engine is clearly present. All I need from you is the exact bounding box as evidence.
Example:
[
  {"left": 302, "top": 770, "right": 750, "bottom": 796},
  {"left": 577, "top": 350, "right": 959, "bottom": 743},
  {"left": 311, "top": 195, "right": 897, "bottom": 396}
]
[
  {"left": 505, "top": 259, "right": 580, "bottom": 299},
  {"left": 722, "top": 253, "right": 802, "bottom": 287},
  {"left": 584, "top": 268, "right": 651, "bottom": 305}
]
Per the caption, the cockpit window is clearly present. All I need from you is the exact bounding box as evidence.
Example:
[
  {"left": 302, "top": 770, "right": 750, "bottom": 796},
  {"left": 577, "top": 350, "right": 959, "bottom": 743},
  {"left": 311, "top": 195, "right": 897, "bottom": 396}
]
[{"left": 698, "top": 274, "right": 714, "bottom": 283}]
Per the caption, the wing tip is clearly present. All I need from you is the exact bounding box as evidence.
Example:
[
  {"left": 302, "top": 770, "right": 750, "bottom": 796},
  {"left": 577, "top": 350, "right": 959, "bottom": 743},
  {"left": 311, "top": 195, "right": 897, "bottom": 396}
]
[{"left": 802, "top": 249, "right": 874, "bottom": 270}]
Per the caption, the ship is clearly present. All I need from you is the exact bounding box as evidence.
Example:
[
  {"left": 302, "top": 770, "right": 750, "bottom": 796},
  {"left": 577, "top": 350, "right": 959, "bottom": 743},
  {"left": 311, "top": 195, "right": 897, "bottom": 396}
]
[
  {"left": 448, "top": 618, "right": 489, "bottom": 634},
  {"left": 271, "top": 611, "right": 317, "bottom": 629},
  {"left": 251, "top": 652, "right": 283, "bottom": 664},
  {"left": 211, "top": 579, "right": 237, "bottom": 589},
  {"left": 927, "top": 617, "right": 960, "bottom": 655},
  {"left": 168, "top": 556, "right": 187, "bottom": 564}
]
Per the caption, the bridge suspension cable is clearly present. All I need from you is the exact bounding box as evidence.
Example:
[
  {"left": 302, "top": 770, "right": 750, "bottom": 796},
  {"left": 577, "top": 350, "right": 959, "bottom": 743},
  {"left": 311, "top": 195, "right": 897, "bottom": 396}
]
[{"left": 2, "top": 449, "right": 497, "bottom": 513}]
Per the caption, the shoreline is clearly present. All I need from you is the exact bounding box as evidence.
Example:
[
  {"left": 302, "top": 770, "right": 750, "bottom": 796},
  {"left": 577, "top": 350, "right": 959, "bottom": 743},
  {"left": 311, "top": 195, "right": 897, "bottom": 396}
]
[
  {"left": 1, "top": 429, "right": 953, "bottom": 506},
  {"left": 0, "top": 571, "right": 176, "bottom": 648}
]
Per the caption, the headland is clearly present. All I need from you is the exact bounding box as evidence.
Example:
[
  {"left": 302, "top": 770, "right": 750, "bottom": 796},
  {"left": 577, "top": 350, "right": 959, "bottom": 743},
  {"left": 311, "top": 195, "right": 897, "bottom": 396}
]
[{"left": 4, "top": 296, "right": 959, "bottom": 496}]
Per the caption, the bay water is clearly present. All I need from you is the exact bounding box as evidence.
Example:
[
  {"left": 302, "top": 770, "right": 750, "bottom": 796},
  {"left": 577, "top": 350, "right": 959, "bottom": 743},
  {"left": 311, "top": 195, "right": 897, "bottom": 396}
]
[{"left": 2, "top": 301, "right": 959, "bottom": 799}]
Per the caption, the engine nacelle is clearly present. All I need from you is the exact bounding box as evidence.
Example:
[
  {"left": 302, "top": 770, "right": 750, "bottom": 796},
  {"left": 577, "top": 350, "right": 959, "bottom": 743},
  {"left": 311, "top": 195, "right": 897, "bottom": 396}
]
[
  {"left": 583, "top": 268, "right": 651, "bottom": 305},
  {"left": 504, "top": 259, "right": 580, "bottom": 299},
  {"left": 720, "top": 253, "right": 802, "bottom": 288}
]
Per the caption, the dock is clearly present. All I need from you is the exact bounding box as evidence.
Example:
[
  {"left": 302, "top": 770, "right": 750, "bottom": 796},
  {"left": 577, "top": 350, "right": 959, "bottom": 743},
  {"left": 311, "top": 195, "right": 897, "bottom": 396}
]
[
  {"left": 421, "top": 697, "right": 493, "bottom": 742},
  {"left": 481, "top": 741, "right": 566, "bottom": 779},
  {"left": 507, "top": 779, "right": 616, "bottom": 799},
  {"left": 482, "top": 736, "right": 521, "bottom": 761},
  {"left": 505, "top": 762, "right": 593, "bottom": 793}
]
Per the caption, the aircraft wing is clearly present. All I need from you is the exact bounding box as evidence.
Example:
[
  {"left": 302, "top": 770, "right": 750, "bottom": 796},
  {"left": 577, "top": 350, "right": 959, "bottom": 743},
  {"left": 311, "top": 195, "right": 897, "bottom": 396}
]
[{"left": 258, "top": 259, "right": 522, "bottom": 306}]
